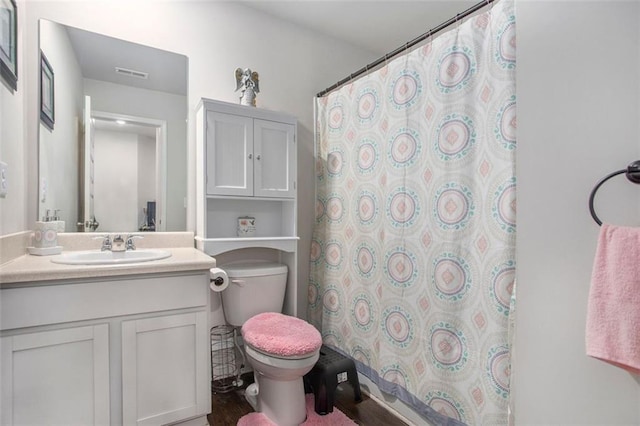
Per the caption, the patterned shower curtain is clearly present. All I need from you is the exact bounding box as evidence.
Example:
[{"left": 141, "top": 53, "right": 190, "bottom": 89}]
[{"left": 308, "top": 1, "right": 516, "bottom": 424}]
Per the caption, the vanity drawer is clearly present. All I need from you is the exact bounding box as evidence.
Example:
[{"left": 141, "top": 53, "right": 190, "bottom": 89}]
[{"left": 0, "top": 273, "right": 208, "bottom": 331}]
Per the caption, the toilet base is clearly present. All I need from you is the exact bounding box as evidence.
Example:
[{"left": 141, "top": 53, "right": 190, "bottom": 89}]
[
  {"left": 244, "top": 382, "right": 259, "bottom": 411},
  {"left": 245, "top": 374, "right": 307, "bottom": 426}
]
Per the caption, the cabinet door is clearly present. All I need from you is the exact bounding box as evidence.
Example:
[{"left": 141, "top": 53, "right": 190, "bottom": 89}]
[
  {"left": 1, "top": 324, "right": 110, "bottom": 426},
  {"left": 122, "top": 311, "right": 209, "bottom": 426},
  {"left": 206, "top": 111, "right": 254, "bottom": 196},
  {"left": 254, "top": 119, "right": 296, "bottom": 198}
]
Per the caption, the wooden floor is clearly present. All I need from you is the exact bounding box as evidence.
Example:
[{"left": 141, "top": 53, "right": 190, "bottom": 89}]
[{"left": 207, "top": 373, "right": 409, "bottom": 426}]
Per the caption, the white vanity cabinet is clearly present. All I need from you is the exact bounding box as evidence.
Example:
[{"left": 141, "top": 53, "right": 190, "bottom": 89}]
[
  {"left": 1, "top": 324, "right": 111, "bottom": 425},
  {"left": 0, "top": 271, "right": 211, "bottom": 426},
  {"left": 122, "top": 311, "right": 209, "bottom": 426}
]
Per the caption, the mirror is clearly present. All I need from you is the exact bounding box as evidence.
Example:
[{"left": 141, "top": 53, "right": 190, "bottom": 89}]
[{"left": 38, "top": 20, "right": 188, "bottom": 232}]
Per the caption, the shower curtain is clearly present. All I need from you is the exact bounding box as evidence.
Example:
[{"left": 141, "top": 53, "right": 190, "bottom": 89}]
[{"left": 309, "top": 1, "right": 516, "bottom": 424}]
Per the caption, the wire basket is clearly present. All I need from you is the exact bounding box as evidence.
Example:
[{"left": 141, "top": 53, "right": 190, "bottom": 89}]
[{"left": 210, "top": 325, "right": 242, "bottom": 393}]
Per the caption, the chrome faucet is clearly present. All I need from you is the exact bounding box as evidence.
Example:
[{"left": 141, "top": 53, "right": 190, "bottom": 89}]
[{"left": 93, "top": 234, "right": 143, "bottom": 252}]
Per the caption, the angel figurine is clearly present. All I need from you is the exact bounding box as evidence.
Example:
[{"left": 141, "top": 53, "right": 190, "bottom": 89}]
[{"left": 235, "top": 68, "right": 260, "bottom": 107}]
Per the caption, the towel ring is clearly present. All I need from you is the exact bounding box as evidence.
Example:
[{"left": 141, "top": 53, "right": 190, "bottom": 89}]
[{"left": 588, "top": 160, "right": 640, "bottom": 226}]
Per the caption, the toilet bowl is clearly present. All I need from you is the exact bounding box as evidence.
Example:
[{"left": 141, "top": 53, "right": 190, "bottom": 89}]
[
  {"left": 220, "top": 263, "right": 322, "bottom": 426},
  {"left": 242, "top": 312, "right": 321, "bottom": 425}
]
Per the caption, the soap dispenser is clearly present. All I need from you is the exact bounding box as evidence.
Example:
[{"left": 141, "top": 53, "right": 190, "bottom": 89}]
[
  {"left": 51, "top": 209, "right": 65, "bottom": 233},
  {"left": 29, "top": 209, "right": 62, "bottom": 255}
]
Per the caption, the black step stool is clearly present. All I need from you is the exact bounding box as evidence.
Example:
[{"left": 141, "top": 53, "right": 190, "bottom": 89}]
[{"left": 304, "top": 344, "right": 362, "bottom": 415}]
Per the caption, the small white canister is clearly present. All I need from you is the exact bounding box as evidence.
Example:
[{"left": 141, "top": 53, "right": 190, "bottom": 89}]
[{"left": 237, "top": 216, "right": 256, "bottom": 237}]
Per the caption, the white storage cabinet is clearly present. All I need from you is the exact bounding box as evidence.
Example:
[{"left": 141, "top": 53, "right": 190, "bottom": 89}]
[
  {"left": 195, "top": 99, "right": 298, "bottom": 255},
  {"left": 195, "top": 98, "right": 299, "bottom": 317}
]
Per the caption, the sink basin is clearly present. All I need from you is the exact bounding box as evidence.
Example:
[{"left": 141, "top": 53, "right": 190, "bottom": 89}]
[{"left": 51, "top": 249, "right": 172, "bottom": 265}]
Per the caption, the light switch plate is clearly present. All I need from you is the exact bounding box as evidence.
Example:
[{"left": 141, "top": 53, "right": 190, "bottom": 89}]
[{"left": 0, "top": 161, "right": 7, "bottom": 198}]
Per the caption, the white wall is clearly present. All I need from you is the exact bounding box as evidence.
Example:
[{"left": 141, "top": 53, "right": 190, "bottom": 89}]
[
  {"left": 0, "top": 0, "right": 26, "bottom": 236},
  {"left": 513, "top": 1, "right": 640, "bottom": 424},
  {"left": 94, "top": 129, "right": 139, "bottom": 231},
  {"left": 93, "top": 130, "right": 156, "bottom": 232}
]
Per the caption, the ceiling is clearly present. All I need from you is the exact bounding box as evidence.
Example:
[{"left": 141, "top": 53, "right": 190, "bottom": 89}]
[
  {"left": 239, "top": 0, "right": 481, "bottom": 56},
  {"left": 59, "top": 1, "right": 481, "bottom": 96},
  {"left": 64, "top": 23, "right": 188, "bottom": 96}
]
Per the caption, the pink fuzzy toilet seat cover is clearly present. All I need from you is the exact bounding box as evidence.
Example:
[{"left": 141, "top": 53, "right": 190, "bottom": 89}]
[{"left": 242, "top": 312, "right": 322, "bottom": 358}]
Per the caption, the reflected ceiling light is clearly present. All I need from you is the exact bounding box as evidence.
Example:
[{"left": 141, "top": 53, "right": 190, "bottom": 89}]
[{"left": 116, "top": 120, "right": 126, "bottom": 125}]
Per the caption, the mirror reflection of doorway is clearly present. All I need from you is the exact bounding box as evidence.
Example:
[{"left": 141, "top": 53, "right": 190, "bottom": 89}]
[{"left": 82, "top": 110, "right": 166, "bottom": 232}]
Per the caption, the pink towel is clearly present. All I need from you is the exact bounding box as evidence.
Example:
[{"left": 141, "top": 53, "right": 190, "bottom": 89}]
[
  {"left": 242, "top": 312, "right": 322, "bottom": 357},
  {"left": 586, "top": 224, "right": 640, "bottom": 374}
]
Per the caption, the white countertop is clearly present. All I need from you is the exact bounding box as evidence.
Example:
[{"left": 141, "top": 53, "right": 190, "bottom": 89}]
[
  {"left": 0, "top": 232, "right": 216, "bottom": 285},
  {"left": 0, "top": 247, "right": 216, "bottom": 284}
]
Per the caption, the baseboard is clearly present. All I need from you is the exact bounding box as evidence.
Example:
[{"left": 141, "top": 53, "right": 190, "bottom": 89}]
[{"left": 167, "top": 415, "right": 208, "bottom": 426}]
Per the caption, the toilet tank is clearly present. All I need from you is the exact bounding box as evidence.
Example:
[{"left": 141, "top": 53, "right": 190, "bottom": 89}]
[{"left": 220, "top": 262, "right": 288, "bottom": 327}]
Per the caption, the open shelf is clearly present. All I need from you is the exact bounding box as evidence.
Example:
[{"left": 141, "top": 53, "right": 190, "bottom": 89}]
[{"left": 205, "top": 197, "right": 295, "bottom": 239}]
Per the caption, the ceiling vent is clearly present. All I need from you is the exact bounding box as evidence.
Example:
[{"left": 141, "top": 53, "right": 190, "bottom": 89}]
[{"left": 115, "top": 66, "right": 149, "bottom": 79}]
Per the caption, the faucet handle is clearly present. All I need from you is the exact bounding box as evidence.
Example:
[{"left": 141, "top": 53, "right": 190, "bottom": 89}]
[
  {"left": 92, "top": 234, "right": 112, "bottom": 251},
  {"left": 125, "top": 234, "right": 144, "bottom": 251}
]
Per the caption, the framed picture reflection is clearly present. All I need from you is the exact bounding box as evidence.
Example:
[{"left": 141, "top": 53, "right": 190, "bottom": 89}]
[
  {"left": 40, "top": 51, "right": 54, "bottom": 130},
  {"left": 0, "top": 0, "right": 17, "bottom": 91}
]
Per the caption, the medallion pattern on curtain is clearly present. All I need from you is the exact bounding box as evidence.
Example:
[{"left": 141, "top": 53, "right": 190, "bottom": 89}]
[{"left": 309, "top": 1, "right": 516, "bottom": 424}]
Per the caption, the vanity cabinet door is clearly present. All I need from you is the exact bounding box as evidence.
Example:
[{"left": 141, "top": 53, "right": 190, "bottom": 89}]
[
  {"left": 254, "top": 119, "right": 296, "bottom": 198},
  {"left": 121, "top": 311, "right": 209, "bottom": 426},
  {"left": 206, "top": 111, "right": 254, "bottom": 196},
  {"left": 0, "top": 324, "right": 110, "bottom": 426}
]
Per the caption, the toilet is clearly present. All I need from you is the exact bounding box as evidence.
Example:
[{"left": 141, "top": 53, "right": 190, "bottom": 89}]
[{"left": 220, "top": 262, "right": 322, "bottom": 426}]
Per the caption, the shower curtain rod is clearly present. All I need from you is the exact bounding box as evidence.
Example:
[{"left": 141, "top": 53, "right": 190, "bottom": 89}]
[{"left": 316, "top": 0, "right": 496, "bottom": 98}]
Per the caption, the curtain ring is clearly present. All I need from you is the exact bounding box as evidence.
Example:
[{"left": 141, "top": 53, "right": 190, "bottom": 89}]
[{"left": 487, "top": 0, "right": 494, "bottom": 12}]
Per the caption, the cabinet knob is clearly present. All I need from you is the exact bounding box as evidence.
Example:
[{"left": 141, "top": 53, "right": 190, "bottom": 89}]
[
  {"left": 256, "top": 155, "right": 261, "bottom": 160},
  {"left": 248, "top": 154, "right": 253, "bottom": 159}
]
